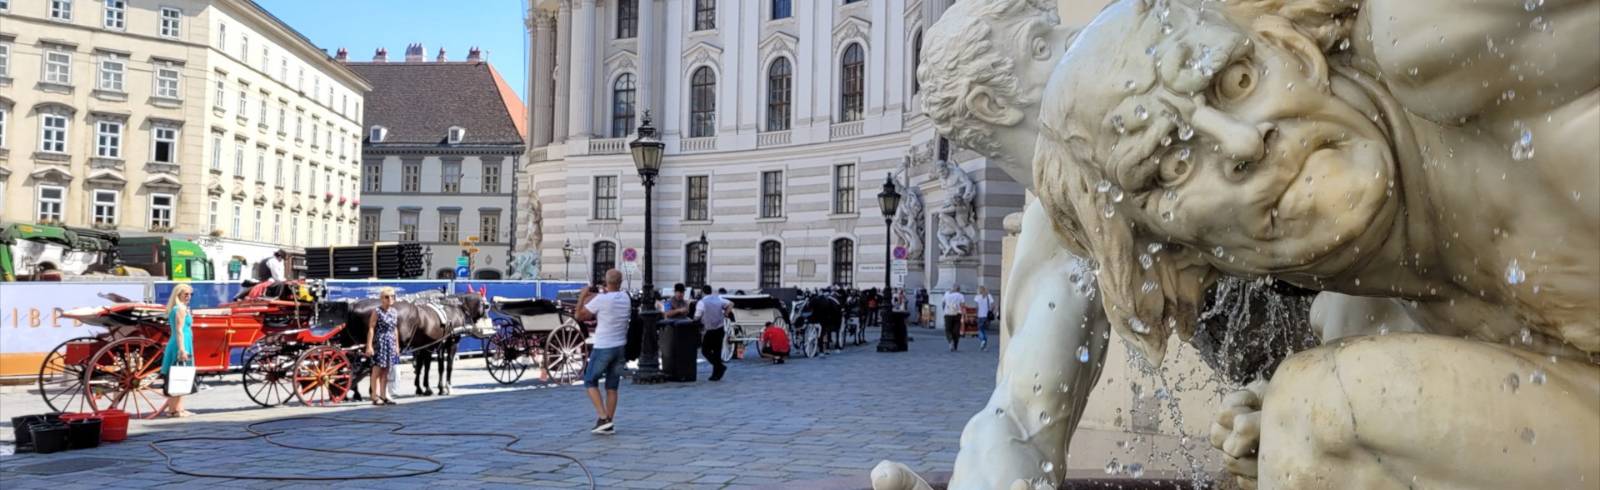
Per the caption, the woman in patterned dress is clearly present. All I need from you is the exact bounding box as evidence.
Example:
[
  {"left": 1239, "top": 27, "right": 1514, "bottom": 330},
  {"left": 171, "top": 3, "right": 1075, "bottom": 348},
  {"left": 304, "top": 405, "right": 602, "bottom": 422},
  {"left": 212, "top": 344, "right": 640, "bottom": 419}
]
[
  {"left": 365, "top": 287, "right": 401, "bottom": 405},
  {"left": 158, "top": 284, "right": 195, "bottom": 417}
]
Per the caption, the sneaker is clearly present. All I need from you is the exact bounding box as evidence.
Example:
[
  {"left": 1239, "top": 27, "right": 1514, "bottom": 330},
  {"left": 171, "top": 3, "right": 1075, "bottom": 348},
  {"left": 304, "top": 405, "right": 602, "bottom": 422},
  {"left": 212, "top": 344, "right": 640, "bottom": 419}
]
[
  {"left": 981, "top": 340, "right": 988, "bottom": 351},
  {"left": 591, "top": 418, "right": 614, "bottom": 434}
]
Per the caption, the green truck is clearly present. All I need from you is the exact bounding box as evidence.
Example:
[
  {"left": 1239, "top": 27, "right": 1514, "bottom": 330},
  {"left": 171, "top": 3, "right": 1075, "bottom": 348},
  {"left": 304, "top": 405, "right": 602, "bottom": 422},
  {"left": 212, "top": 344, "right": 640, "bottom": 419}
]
[
  {"left": 115, "top": 236, "right": 215, "bottom": 281},
  {"left": 0, "top": 223, "right": 213, "bottom": 281}
]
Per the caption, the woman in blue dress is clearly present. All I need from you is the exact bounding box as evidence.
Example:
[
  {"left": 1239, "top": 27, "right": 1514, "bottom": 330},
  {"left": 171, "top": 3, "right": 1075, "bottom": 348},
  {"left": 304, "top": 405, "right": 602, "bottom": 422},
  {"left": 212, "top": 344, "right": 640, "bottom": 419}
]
[
  {"left": 365, "top": 287, "right": 400, "bottom": 405},
  {"left": 158, "top": 284, "right": 195, "bottom": 418}
]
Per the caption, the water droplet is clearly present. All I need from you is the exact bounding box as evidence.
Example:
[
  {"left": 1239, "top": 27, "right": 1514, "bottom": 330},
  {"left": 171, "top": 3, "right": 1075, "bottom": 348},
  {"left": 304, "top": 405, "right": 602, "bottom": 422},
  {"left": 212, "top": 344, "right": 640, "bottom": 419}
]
[
  {"left": 1124, "top": 79, "right": 1137, "bottom": 91},
  {"left": 1112, "top": 115, "right": 1128, "bottom": 134},
  {"left": 1523, "top": 0, "right": 1542, "bottom": 12},
  {"left": 1112, "top": 188, "right": 1126, "bottom": 203},
  {"left": 1104, "top": 458, "right": 1121, "bottom": 475},
  {"left": 1033, "top": 383, "right": 1042, "bottom": 394},
  {"left": 1519, "top": 327, "right": 1533, "bottom": 345},
  {"left": 1160, "top": 135, "right": 1172, "bottom": 147},
  {"left": 1129, "top": 318, "right": 1151, "bottom": 334},
  {"left": 1098, "top": 179, "right": 1113, "bottom": 193},
  {"left": 1407, "top": 66, "right": 1419, "bottom": 76},
  {"left": 1147, "top": 242, "right": 1164, "bottom": 254},
  {"left": 1505, "top": 372, "right": 1521, "bottom": 393},
  {"left": 1161, "top": 210, "right": 1174, "bottom": 222},
  {"left": 1077, "top": 345, "right": 1091, "bottom": 363},
  {"left": 1520, "top": 427, "right": 1537, "bottom": 444},
  {"left": 1213, "top": 246, "right": 1225, "bottom": 257},
  {"left": 995, "top": 407, "right": 1005, "bottom": 416},
  {"left": 1127, "top": 462, "right": 1146, "bottom": 478},
  {"left": 1134, "top": 105, "right": 1149, "bottom": 121},
  {"left": 1338, "top": 38, "right": 1351, "bottom": 50},
  {"left": 1139, "top": 254, "right": 1154, "bottom": 270},
  {"left": 1378, "top": 325, "right": 1390, "bottom": 335},
  {"left": 1141, "top": 281, "right": 1158, "bottom": 294},
  {"left": 1511, "top": 127, "right": 1535, "bottom": 161},
  {"left": 1503, "top": 89, "right": 1517, "bottom": 101},
  {"left": 1529, "top": 16, "right": 1551, "bottom": 32},
  {"left": 1161, "top": 23, "right": 1174, "bottom": 35},
  {"left": 1154, "top": 387, "right": 1171, "bottom": 400},
  {"left": 1104, "top": 204, "right": 1116, "bottom": 218},
  {"left": 1041, "top": 460, "right": 1055, "bottom": 473},
  {"left": 1048, "top": 302, "right": 1056, "bottom": 310},
  {"left": 1176, "top": 147, "right": 1192, "bottom": 161},
  {"left": 1286, "top": 82, "right": 1296, "bottom": 90},
  {"left": 1530, "top": 369, "right": 1547, "bottom": 385},
  {"left": 1178, "top": 123, "right": 1195, "bottom": 141},
  {"left": 1506, "top": 259, "right": 1526, "bottom": 285}
]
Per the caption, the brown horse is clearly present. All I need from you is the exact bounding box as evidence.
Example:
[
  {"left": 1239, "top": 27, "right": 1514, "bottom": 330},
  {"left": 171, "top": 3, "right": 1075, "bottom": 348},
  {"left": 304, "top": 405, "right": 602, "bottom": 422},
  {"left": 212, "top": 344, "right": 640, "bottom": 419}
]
[{"left": 338, "top": 292, "right": 489, "bottom": 399}]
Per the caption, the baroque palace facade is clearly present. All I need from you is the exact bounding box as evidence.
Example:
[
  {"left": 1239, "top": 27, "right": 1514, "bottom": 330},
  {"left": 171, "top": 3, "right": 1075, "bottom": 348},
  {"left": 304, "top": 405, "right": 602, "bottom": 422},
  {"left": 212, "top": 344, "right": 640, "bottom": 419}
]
[
  {"left": 521, "top": 0, "right": 1021, "bottom": 292},
  {"left": 0, "top": 0, "right": 368, "bottom": 248}
]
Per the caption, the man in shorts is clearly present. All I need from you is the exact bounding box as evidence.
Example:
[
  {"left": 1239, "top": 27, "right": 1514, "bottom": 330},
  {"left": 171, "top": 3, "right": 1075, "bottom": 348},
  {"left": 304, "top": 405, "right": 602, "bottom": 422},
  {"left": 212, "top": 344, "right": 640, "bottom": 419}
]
[{"left": 576, "top": 269, "right": 630, "bottom": 435}]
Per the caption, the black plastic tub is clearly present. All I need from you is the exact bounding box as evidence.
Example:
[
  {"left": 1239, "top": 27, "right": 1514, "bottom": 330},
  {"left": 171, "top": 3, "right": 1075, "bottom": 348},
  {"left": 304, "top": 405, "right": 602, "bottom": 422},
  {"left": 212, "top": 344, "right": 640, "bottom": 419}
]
[
  {"left": 67, "top": 418, "right": 102, "bottom": 449},
  {"left": 30, "top": 423, "right": 70, "bottom": 454},
  {"left": 10, "top": 415, "right": 46, "bottom": 447}
]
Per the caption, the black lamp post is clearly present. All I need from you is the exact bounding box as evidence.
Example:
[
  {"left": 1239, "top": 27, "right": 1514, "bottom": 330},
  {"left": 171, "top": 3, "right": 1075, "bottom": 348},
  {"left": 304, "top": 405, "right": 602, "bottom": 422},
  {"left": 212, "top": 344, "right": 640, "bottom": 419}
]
[
  {"left": 630, "top": 111, "right": 666, "bottom": 383},
  {"left": 875, "top": 174, "right": 905, "bottom": 352},
  {"left": 694, "top": 230, "right": 707, "bottom": 289},
  {"left": 562, "top": 238, "right": 574, "bottom": 281}
]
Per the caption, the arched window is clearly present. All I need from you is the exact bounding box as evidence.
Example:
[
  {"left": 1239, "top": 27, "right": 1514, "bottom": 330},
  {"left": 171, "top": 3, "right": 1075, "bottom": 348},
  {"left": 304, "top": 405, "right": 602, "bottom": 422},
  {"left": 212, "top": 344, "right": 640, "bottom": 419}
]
[
  {"left": 435, "top": 268, "right": 454, "bottom": 279},
  {"left": 611, "top": 73, "right": 637, "bottom": 138},
  {"left": 840, "top": 43, "right": 865, "bottom": 122},
  {"left": 832, "top": 238, "right": 855, "bottom": 287},
  {"left": 474, "top": 269, "right": 503, "bottom": 280},
  {"left": 766, "top": 57, "right": 792, "bottom": 131},
  {"left": 759, "top": 240, "right": 782, "bottom": 289},
  {"left": 911, "top": 31, "right": 923, "bottom": 94},
  {"left": 685, "top": 241, "right": 708, "bottom": 289},
  {"left": 592, "top": 241, "right": 616, "bottom": 284},
  {"left": 689, "top": 67, "right": 716, "bottom": 138}
]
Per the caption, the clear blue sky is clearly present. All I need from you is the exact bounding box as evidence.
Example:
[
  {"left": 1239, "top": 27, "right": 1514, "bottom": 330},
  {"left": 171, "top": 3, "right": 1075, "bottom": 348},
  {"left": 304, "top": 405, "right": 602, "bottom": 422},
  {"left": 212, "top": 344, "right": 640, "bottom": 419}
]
[{"left": 259, "top": 0, "right": 529, "bottom": 101}]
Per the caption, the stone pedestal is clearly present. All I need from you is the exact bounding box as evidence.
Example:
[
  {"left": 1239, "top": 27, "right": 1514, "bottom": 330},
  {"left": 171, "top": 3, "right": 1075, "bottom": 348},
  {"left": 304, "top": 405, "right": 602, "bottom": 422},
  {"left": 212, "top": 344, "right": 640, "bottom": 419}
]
[{"left": 933, "top": 257, "right": 980, "bottom": 294}]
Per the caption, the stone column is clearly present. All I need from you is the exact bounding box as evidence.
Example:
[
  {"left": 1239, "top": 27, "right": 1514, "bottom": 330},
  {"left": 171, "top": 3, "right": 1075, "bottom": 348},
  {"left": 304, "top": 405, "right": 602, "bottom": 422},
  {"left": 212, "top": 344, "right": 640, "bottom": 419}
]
[
  {"left": 531, "top": 11, "right": 557, "bottom": 147},
  {"left": 553, "top": 1, "right": 573, "bottom": 143},
  {"left": 636, "top": 0, "right": 656, "bottom": 131},
  {"left": 567, "top": 0, "right": 596, "bottom": 140}
]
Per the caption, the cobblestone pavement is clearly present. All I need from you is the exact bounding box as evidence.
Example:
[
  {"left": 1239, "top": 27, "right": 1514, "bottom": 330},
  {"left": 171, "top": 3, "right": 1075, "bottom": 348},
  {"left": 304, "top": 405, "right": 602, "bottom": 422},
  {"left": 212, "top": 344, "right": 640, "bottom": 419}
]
[{"left": 0, "top": 326, "right": 990, "bottom": 489}]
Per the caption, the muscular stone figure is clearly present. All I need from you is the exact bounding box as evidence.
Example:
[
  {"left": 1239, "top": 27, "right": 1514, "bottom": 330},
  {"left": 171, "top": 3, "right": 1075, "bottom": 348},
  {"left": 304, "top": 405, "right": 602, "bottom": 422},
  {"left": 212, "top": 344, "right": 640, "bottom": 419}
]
[{"left": 1034, "top": 0, "right": 1598, "bottom": 486}]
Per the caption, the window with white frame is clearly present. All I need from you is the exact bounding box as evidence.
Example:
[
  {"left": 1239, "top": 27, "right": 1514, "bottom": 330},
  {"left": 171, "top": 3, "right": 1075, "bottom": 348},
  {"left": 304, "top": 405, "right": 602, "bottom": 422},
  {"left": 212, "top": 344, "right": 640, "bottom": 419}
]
[
  {"left": 103, "top": 0, "right": 126, "bottom": 29},
  {"left": 155, "top": 67, "right": 181, "bottom": 99},
  {"left": 149, "top": 194, "right": 174, "bottom": 230},
  {"left": 685, "top": 175, "right": 708, "bottom": 220},
  {"left": 217, "top": 23, "right": 227, "bottom": 51},
  {"left": 295, "top": 113, "right": 303, "bottom": 140},
  {"left": 50, "top": 0, "right": 72, "bottom": 21},
  {"left": 160, "top": 8, "right": 181, "bottom": 38},
  {"left": 255, "top": 147, "right": 266, "bottom": 182},
  {"left": 0, "top": 43, "right": 10, "bottom": 77},
  {"left": 253, "top": 207, "right": 262, "bottom": 240},
  {"left": 240, "top": 34, "right": 249, "bottom": 62},
  {"left": 259, "top": 47, "right": 268, "bottom": 72},
  {"left": 363, "top": 161, "right": 381, "bottom": 192},
  {"left": 592, "top": 176, "right": 617, "bottom": 220},
  {"left": 214, "top": 78, "right": 225, "bottom": 108},
  {"left": 44, "top": 50, "right": 72, "bottom": 85},
  {"left": 401, "top": 161, "right": 419, "bottom": 192},
  {"left": 237, "top": 85, "right": 249, "bottom": 115},
  {"left": 92, "top": 190, "right": 119, "bottom": 226},
  {"left": 480, "top": 213, "right": 500, "bottom": 243},
  {"left": 37, "top": 186, "right": 66, "bottom": 222},
  {"left": 95, "top": 120, "right": 122, "bottom": 158},
  {"left": 289, "top": 214, "right": 298, "bottom": 245},
  {"left": 760, "top": 170, "right": 784, "bottom": 218},
  {"left": 399, "top": 212, "right": 418, "bottom": 241},
  {"left": 152, "top": 126, "right": 177, "bottom": 163},
  {"left": 359, "top": 212, "right": 378, "bottom": 242},
  {"left": 0, "top": 0, "right": 9, "bottom": 11},
  {"left": 693, "top": 0, "right": 715, "bottom": 30},
  {"left": 40, "top": 114, "right": 69, "bottom": 153},
  {"left": 234, "top": 142, "right": 245, "bottom": 175},
  {"left": 442, "top": 161, "right": 461, "bottom": 193},
  {"left": 0, "top": 108, "right": 8, "bottom": 148},
  {"left": 272, "top": 212, "right": 281, "bottom": 243},
  {"left": 98, "top": 55, "right": 125, "bottom": 91},
  {"left": 208, "top": 199, "right": 220, "bottom": 232},
  {"left": 258, "top": 93, "right": 268, "bottom": 122},
  {"left": 232, "top": 203, "right": 242, "bottom": 238},
  {"left": 369, "top": 125, "right": 386, "bottom": 142},
  {"left": 833, "top": 163, "right": 857, "bottom": 214},
  {"left": 447, "top": 126, "right": 464, "bottom": 144},
  {"left": 439, "top": 212, "right": 459, "bottom": 242},
  {"left": 292, "top": 162, "right": 301, "bottom": 191},
  {"left": 275, "top": 156, "right": 285, "bottom": 187},
  {"left": 278, "top": 58, "right": 287, "bottom": 81},
  {"left": 211, "top": 133, "right": 223, "bottom": 169},
  {"left": 482, "top": 162, "right": 500, "bottom": 193}
]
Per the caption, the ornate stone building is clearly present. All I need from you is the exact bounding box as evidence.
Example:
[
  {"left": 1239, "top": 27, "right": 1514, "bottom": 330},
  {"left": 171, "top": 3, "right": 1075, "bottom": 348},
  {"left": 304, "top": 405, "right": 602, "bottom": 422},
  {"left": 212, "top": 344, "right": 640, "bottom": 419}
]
[{"left": 520, "top": 0, "right": 1018, "bottom": 292}]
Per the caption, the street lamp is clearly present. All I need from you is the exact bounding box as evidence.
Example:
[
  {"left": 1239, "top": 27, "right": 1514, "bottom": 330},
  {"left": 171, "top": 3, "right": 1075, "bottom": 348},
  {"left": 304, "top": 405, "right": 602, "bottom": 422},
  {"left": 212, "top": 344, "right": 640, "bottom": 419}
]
[
  {"left": 562, "top": 238, "right": 574, "bottom": 281},
  {"left": 875, "top": 174, "right": 904, "bottom": 352},
  {"left": 630, "top": 110, "right": 666, "bottom": 383},
  {"left": 693, "top": 230, "right": 708, "bottom": 289}
]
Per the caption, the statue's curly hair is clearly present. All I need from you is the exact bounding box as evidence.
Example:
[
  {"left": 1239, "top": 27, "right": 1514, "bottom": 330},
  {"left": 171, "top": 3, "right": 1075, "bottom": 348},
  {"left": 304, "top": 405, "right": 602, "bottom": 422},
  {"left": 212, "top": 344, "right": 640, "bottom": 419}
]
[{"left": 917, "top": 0, "right": 1058, "bottom": 160}]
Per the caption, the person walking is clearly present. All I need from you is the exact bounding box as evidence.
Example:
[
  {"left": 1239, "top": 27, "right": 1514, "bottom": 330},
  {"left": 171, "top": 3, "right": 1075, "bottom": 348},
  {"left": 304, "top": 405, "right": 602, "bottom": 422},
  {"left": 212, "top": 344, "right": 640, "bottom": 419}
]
[
  {"left": 943, "top": 285, "right": 966, "bottom": 352},
  {"left": 974, "top": 286, "right": 995, "bottom": 351},
  {"left": 694, "top": 285, "right": 732, "bottom": 380},
  {"left": 365, "top": 287, "right": 401, "bottom": 406},
  {"left": 576, "top": 269, "right": 630, "bottom": 434},
  {"left": 158, "top": 284, "right": 195, "bottom": 418}
]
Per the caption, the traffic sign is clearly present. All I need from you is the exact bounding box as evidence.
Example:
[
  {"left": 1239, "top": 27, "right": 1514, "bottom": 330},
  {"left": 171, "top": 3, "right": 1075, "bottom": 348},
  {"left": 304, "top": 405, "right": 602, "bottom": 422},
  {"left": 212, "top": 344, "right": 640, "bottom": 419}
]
[
  {"left": 456, "top": 256, "right": 470, "bottom": 268},
  {"left": 455, "top": 266, "right": 470, "bottom": 278},
  {"left": 893, "top": 246, "right": 908, "bottom": 260},
  {"left": 622, "top": 247, "right": 639, "bottom": 262}
]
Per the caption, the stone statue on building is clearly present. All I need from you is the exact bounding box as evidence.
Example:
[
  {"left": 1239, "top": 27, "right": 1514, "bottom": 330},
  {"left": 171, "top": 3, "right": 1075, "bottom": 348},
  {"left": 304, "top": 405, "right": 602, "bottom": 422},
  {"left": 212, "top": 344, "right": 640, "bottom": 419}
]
[
  {"left": 934, "top": 159, "right": 978, "bottom": 258},
  {"left": 891, "top": 155, "right": 926, "bottom": 261}
]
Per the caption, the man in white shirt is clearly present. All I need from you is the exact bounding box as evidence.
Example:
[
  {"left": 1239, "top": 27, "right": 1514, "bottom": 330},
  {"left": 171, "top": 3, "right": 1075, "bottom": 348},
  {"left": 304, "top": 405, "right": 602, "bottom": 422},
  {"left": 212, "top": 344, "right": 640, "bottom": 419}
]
[
  {"left": 943, "top": 286, "right": 967, "bottom": 352},
  {"left": 974, "top": 286, "right": 995, "bottom": 351},
  {"left": 264, "top": 250, "right": 287, "bottom": 281},
  {"left": 576, "top": 269, "right": 630, "bottom": 435},
  {"left": 693, "top": 285, "right": 733, "bottom": 381}
]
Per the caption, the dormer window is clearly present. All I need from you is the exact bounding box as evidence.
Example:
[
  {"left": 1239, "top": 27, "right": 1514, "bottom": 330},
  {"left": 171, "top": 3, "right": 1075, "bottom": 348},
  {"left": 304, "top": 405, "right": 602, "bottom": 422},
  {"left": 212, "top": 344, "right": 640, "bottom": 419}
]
[
  {"left": 369, "top": 125, "right": 387, "bottom": 143},
  {"left": 447, "top": 126, "right": 465, "bottom": 145}
]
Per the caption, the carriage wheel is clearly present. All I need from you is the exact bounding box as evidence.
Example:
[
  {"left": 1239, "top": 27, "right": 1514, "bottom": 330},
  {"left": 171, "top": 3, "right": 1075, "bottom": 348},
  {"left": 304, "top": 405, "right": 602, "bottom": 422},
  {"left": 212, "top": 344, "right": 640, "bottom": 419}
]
[
  {"left": 803, "top": 325, "right": 821, "bottom": 358},
  {"left": 293, "top": 346, "right": 353, "bottom": 406},
  {"left": 720, "top": 328, "right": 738, "bottom": 363},
  {"left": 484, "top": 326, "right": 529, "bottom": 385},
  {"left": 38, "top": 337, "right": 101, "bottom": 414},
  {"left": 83, "top": 337, "right": 165, "bottom": 419},
  {"left": 542, "top": 324, "right": 587, "bottom": 384},
  {"left": 242, "top": 347, "right": 296, "bottom": 407}
]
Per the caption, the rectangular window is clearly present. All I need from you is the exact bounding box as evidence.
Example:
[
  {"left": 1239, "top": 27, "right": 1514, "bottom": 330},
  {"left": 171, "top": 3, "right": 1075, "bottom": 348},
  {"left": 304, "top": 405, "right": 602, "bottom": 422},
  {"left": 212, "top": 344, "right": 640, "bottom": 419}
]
[
  {"left": 760, "top": 170, "right": 784, "bottom": 218},
  {"left": 289, "top": 214, "right": 298, "bottom": 245},
  {"left": 50, "top": 0, "right": 72, "bottom": 21},
  {"left": 160, "top": 8, "right": 181, "bottom": 37},
  {"left": 482, "top": 162, "right": 500, "bottom": 193},
  {"left": 772, "top": 0, "right": 791, "bottom": 19},
  {"left": 686, "top": 175, "right": 708, "bottom": 220},
  {"left": 240, "top": 34, "right": 249, "bottom": 61},
  {"left": 359, "top": 213, "right": 378, "bottom": 243},
  {"left": 234, "top": 144, "right": 245, "bottom": 176},
  {"left": 275, "top": 156, "right": 284, "bottom": 187},
  {"left": 45, "top": 51, "right": 72, "bottom": 85},
  {"left": 402, "top": 161, "right": 420, "bottom": 192},
  {"left": 479, "top": 214, "right": 500, "bottom": 243},
  {"left": 258, "top": 93, "right": 269, "bottom": 122},
  {"left": 277, "top": 102, "right": 286, "bottom": 131},
  {"left": 0, "top": 44, "right": 10, "bottom": 77},
  {"left": 37, "top": 186, "right": 66, "bottom": 222},
  {"left": 442, "top": 161, "right": 461, "bottom": 193},
  {"left": 273, "top": 212, "right": 281, "bottom": 243},
  {"left": 259, "top": 47, "right": 268, "bottom": 72},
  {"left": 149, "top": 194, "right": 174, "bottom": 230},
  {"left": 103, "top": 0, "right": 124, "bottom": 29},
  {"left": 214, "top": 78, "right": 225, "bottom": 107},
  {"left": 210, "top": 134, "right": 223, "bottom": 169},
  {"left": 295, "top": 113, "right": 303, "bottom": 140},
  {"left": 439, "top": 213, "right": 459, "bottom": 242},
  {"left": 207, "top": 199, "right": 219, "bottom": 233},
  {"left": 217, "top": 22, "right": 227, "bottom": 50},
  {"left": 292, "top": 163, "right": 301, "bottom": 191},
  {"left": 253, "top": 207, "right": 262, "bottom": 240},
  {"left": 232, "top": 203, "right": 242, "bottom": 238},
  {"left": 98, "top": 56, "right": 125, "bottom": 91},
  {"left": 91, "top": 190, "right": 118, "bottom": 226},
  {"left": 151, "top": 127, "right": 177, "bottom": 163},
  {"left": 155, "top": 67, "right": 181, "bottom": 98},
  {"left": 694, "top": 0, "right": 715, "bottom": 30},
  {"left": 617, "top": 0, "right": 637, "bottom": 38},
  {"left": 592, "top": 176, "right": 617, "bottom": 220},
  {"left": 364, "top": 161, "right": 382, "bottom": 192},
  {"left": 399, "top": 212, "right": 418, "bottom": 241},
  {"left": 95, "top": 120, "right": 122, "bottom": 158},
  {"left": 238, "top": 87, "right": 248, "bottom": 115},
  {"left": 40, "top": 114, "right": 69, "bottom": 153},
  {"left": 0, "top": 108, "right": 8, "bottom": 148},
  {"left": 833, "top": 163, "right": 857, "bottom": 214},
  {"left": 255, "top": 148, "right": 266, "bottom": 182}
]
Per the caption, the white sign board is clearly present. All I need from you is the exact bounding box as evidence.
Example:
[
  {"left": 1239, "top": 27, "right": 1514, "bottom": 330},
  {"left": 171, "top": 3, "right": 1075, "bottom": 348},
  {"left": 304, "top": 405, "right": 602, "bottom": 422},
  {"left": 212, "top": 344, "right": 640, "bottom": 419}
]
[
  {"left": 621, "top": 261, "right": 640, "bottom": 278},
  {"left": 0, "top": 282, "right": 146, "bottom": 375},
  {"left": 892, "top": 272, "right": 907, "bottom": 288}
]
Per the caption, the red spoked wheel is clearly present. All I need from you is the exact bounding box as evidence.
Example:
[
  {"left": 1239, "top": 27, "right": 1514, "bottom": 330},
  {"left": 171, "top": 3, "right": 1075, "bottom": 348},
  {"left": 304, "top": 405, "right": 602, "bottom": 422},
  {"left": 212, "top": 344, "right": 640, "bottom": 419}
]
[
  {"left": 293, "top": 346, "right": 352, "bottom": 406},
  {"left": 38, "top": 336, "right": 102, "bottom": 414},
  {"left": 83, "top": 337, "right": 166, "bottom": 419}
]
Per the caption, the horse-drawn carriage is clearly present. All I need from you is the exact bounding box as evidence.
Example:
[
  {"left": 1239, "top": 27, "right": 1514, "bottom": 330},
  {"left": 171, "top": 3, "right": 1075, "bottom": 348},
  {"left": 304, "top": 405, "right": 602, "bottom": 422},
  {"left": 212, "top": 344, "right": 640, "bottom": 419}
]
[
  {"left": 719, "top": 294, "right": 825, "bottom": 361},
  {"left": 480, "top": 296, "right": 590, "bottom": 385}
]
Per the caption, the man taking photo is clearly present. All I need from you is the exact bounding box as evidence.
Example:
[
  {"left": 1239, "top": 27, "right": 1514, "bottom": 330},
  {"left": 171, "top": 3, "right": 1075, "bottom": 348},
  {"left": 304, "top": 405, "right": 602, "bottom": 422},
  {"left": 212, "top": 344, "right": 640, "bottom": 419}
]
[{"left": 576, "top": 269, "right": 630, "bottom": 434}]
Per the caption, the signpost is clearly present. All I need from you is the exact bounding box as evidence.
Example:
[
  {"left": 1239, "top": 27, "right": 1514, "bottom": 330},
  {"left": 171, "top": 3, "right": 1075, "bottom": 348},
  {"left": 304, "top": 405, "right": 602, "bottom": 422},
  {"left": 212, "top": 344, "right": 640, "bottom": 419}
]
[
  {"left": 890, "top": 246, "right": 909, "bottom": 288},
  {"left": 621, "top": 247, "right": 640, "bottom": 285}
]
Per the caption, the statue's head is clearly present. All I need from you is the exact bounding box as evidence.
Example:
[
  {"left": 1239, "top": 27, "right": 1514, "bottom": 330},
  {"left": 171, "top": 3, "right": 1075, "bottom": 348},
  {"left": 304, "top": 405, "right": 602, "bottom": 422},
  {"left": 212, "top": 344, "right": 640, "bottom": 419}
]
[
  {"left": 919, "top": 0, "right": 1073, "bottom": 187},
  {"left": 1034, "top": 0, "right": 1399, "bottom": 363}
]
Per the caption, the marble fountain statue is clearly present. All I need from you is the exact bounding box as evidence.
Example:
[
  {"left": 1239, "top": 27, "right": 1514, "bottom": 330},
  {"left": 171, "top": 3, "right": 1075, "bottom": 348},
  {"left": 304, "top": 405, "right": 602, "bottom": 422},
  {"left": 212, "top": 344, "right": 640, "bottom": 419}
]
[{"left": 877, "top": 0, "right": 1599, "bottom": 488}]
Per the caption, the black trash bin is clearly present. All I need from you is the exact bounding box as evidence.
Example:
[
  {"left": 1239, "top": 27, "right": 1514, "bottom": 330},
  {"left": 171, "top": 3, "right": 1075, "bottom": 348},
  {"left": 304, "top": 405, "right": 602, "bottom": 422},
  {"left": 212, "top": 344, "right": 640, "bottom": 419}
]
[
  {"left": 657, "top": 318, "right": 702, "bottom": 382},
  {"left": 876, "top": 311, "right": 910, "bottom": 352}
]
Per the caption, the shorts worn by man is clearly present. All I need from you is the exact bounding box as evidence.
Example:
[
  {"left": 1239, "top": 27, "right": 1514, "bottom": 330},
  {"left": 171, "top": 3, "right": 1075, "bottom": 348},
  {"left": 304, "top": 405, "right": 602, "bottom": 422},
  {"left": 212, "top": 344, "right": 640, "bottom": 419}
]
[{"left": 577, "top": 269, "right": 630, "bottom": 435}]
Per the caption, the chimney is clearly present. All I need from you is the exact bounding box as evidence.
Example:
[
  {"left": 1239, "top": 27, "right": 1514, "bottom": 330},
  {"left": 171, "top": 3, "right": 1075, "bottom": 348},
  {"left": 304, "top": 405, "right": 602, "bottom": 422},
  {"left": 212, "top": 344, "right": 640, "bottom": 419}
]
[
  {"left": 404, "top": 43, "right": 425, "bottom": 62},
  {"left": 466, "top": 46, "right": 482, "bottom": 62},
  {"left": 373, "top": 47, "right": 388, "bottom": 62},
  {"left": 335, "top": 47, "right": 349, "bottom": 62},
  {"left": 436, "top": 47, "right": 448, "bottom": 62}
]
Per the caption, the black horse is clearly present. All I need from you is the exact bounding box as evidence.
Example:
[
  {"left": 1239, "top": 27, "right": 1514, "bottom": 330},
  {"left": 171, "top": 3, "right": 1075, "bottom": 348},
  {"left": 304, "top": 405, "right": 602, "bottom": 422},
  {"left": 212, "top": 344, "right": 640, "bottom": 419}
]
[{"left": 337, "top": 292, "right": 489, "bottom": 400}]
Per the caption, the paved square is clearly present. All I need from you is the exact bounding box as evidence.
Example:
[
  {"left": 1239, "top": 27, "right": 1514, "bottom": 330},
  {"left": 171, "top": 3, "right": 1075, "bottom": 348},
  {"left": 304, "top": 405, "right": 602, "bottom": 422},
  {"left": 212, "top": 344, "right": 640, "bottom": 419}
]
[{"left": 1, "top": 328, "right": 990, "bottom": 489}]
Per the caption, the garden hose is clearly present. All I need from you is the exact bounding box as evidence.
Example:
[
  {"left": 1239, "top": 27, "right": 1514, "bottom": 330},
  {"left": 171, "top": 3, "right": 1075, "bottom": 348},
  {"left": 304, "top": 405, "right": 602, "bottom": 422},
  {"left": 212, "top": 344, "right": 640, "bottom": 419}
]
[{"left": 147, "top": 415, "right": 595, "bottom": 488}]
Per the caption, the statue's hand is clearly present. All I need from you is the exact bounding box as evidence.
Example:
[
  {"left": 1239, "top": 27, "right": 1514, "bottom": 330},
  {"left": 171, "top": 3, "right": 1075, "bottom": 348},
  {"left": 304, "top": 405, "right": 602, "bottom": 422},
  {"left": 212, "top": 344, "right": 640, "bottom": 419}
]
[
  {"left": 1210, "top": 379, "right": 1266, "bottom": 489},
  {"left": 870, "top": 461, "right": 933, "bottom": 490}
]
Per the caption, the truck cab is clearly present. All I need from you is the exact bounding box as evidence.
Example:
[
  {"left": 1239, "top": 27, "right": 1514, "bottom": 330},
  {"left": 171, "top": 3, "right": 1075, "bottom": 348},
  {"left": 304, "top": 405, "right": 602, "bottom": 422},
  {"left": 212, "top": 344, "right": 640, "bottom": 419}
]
[{"left": 117, "top": 236, "right": 214, "bottom": 280}]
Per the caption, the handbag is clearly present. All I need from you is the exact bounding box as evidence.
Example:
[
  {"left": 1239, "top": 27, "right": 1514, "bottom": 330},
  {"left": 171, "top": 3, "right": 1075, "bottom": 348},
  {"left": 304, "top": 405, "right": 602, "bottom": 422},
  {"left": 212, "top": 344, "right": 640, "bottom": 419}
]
[{"left": 164, "top": 362, "right": 196, "bottom": 397}]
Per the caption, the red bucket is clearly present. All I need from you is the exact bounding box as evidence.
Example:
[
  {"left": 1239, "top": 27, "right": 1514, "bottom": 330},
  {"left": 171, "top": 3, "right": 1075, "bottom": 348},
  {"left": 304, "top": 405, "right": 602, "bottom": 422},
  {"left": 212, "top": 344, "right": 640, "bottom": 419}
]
[{"left": 96, "top": 409, "right": 129, "bottom": 442}]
